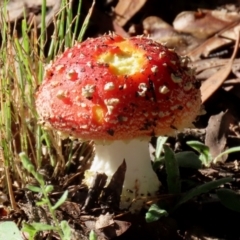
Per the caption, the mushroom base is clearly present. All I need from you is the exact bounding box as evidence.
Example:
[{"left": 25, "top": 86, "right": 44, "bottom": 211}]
[{"left": 84, "top": 139, "right": 160, "bottom": 211}]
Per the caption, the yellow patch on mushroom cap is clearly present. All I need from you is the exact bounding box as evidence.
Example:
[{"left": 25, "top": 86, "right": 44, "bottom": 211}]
[
  {"left": 92, "top": 105, "right": 104, "bottom": 123},
  {"left": 97, "top": 40, "right": 147, "bottom": 76}
]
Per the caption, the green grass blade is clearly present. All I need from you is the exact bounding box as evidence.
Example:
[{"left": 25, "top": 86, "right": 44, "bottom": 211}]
[
  {"left": 38, "top": 0, "right": 47, "bottom": 83},
  {"left": 78, "top": 0, "right": 95, "bottom": 41},
  {"left": 72, "top": 0, "right": 82, "bottom": 45},
  {"left": 217, "top": 188, "right": 240, "bottom": 213},
  {"left": 164, "top": 144, "right": 181, "bottom": 194},
  {"left": 187, "top": 140, "right": 212, "bottom": 167},
  {"left": 173, "top": 177, "right": 233, "bottom": 210},
  {"left": 214, "top": 146, "right": 240, "bottom": 163}
]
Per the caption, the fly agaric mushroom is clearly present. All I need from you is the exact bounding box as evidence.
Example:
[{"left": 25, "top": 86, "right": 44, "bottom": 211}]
[{"left": 36, "top": 34, "right": 201, "bottom": 211}]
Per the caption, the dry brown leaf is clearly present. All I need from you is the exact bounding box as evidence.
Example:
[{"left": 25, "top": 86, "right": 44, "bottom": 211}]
[
  {"left": 200, "top": 30, "right": 239, "bottom": 103},
  {"left": 205, "top": 111, "right": 233, "bottom": 164},
  {"left": 142, "top": 16, "right": 202, "bottom": 53},
  {"left": 186, "top": 20, "right": 240, "bottom": 60},
  {"left": 197, "top": 67, "right": 221, "bottom": 80},
  {"left": 192, "top": 58, "right": 230, "bottom": 74},
  {"left": 187, "top": 36, "right": 232, "bottom": 61},
  {"left": 224, "top": 78, "right": 240, "bottom": 85},
  {"left": 195, "top": 59, "right": 240, "bottom": 80},
  {"left": 85, "top": 214, "right": 131, "bottom": 238},
  {"left": 0, "top": 0, "right": 61, "bottom": 27},
  {"left": 143, "top": 16, "right": 184, "bottom": 47},
  {"left": 192, "top": 55, "right": 240, "bottom": 100},
  {"left": 114, "top": 0, "right": 147, "bottom": 26},
  {"left": 173, "top": 9, "right": 240, "bottom": 39},
  {"left": 114, "top": 220, "right": 132, "bottom": 236},
  {"left": 96, "top": 213, "right": 114, "bottom": 230},
  {"left": 113, "top": 20, "right": 130, "bottom": 38},
  {"left": 193, "top": 58, "right": 240, "bottom": 77}
]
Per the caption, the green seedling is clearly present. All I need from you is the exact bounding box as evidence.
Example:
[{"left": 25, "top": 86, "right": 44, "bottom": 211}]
[
  {"left": 187, "top": 140, "right": 240, "bottom": 166},
  {"left": 20, "top": 152, "right": 71, "bottom": 240},
  {"left": 89, "top": 230, "right": 98, "bottom": 240},
  {"left": 146, "top": 138, "right": 234, "bottom": 223}
]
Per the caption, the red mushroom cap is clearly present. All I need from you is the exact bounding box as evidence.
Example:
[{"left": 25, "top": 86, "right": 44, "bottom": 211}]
[{"left": 36, "top": 34, "right": 201, "bottom": 141}]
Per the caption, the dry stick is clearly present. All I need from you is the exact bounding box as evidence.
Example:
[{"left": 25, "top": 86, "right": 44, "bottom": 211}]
[
  {"left": 201, "top": 30, "right": 240, "bottom": 103},
  {"left": 0, "top": 130, "right": 17, "bottom": 211},
  {"left": 4, "top": 165, "right": 17, "bottom": 210}
]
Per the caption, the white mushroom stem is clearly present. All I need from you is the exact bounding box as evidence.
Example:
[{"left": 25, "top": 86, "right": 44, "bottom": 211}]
[{"left": 84, "top": 139, "right": 160, "bottom": 211}]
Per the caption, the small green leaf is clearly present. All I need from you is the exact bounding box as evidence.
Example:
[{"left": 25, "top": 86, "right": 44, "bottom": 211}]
[
  {"left": 52, "top": 190, "right": 68, "bottom": 210},
  {"left": 153, "top": 136, "right": 168, "bottom": 170},
  {"left": 31, "top": 222, "right": 56, "bottom": 231},
  {"left": 27, "top": 185, "right": 42, "bottom": 193},
  {"left": 164, "top": 145, "right": 181, "bottom": 194},
  {"left": 34, "top": 172, "right": 45, "bottom": 185},
  {"left": 214, "top": 146, "right": 240, "bottom": 163},
  {"left": 187, "top": 141, "right": 212, "bottom": 166},
  {"left": 174, "top": 177, "right": 233, "bottom": 210},
  {"left": 36, "top": 199, "right": 48, "bottom": 206},
  {"left": 155, "top": 136, "right": 168, "bottom": 160},
  {"left": 0, "top": 221, "right": 23, "bottom": 240},
  {"left": 175, "top": 151, "right": 202, "bottom": 169},
  {"left": 22, "top": 223, "right": 38, "bottom": 240},
  {"left": 44, "top": 185, "right": 54, "bottom": 194},
  {"left": 22, "top": 222, "right": 36, "bottom": 231},
  {"left": 19, "top": 152, "right": 35, "bottom": 174},
  {"left": 61, "top": 221, "right": 72, "bottom": 240},
  {"left": 89, "top": 230, "right": 98, "bottom": 240},
  {"left": 145, "top": 204, "right": 168, "bottom": 223},
  {"left": 217, "top": 188, "right": 240, "bottom": 213}
]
